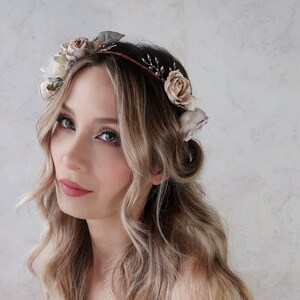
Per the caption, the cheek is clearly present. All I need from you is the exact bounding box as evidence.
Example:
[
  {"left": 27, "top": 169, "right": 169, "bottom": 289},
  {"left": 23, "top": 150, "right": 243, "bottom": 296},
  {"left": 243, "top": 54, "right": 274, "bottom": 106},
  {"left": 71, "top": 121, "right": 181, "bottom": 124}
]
[
  {"left": 50, "top": 132, "right": 66, "bottom": 175},
  {"left": 92, "top": 149, "right": 132, "bottom": 183},
  {"left": 50, "top": 136, "right": 60, "bottom": 166},
  {"left": 50, "top": 129, "right": 132, "bottom": 184}
]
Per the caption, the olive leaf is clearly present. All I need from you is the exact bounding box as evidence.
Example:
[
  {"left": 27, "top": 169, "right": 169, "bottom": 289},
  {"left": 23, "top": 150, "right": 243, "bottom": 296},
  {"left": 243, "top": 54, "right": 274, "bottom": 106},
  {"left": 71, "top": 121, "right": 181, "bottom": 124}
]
[{"left": 94, "top": 31, "right": 125, "bottom": 44}]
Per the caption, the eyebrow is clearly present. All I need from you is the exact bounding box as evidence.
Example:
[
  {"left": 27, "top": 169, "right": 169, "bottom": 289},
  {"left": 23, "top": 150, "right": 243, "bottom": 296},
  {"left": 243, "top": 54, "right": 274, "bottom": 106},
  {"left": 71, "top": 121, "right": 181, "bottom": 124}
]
[{"left": 61, "top": 103, "right": 118, "bottom": 124}]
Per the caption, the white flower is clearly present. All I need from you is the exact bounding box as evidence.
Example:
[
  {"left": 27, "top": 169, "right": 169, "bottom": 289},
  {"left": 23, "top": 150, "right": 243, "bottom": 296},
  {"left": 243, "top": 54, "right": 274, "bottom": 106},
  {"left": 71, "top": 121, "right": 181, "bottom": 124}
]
[{"left": 41, "top": 53, "right": 68, "bottom": 79}]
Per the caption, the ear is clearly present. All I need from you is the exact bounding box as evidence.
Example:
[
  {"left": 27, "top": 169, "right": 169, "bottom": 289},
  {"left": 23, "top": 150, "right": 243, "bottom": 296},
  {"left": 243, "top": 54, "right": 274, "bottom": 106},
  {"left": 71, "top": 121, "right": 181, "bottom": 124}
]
[{"left": 151, "top": 171, "right": 168, "bottom": 186}]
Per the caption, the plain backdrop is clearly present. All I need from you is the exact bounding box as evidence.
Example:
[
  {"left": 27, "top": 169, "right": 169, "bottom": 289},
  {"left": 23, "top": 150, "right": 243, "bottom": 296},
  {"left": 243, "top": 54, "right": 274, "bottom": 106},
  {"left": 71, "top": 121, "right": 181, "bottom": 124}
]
[{"left": 0, "top": 0, "right": 299, "bottom": 299}]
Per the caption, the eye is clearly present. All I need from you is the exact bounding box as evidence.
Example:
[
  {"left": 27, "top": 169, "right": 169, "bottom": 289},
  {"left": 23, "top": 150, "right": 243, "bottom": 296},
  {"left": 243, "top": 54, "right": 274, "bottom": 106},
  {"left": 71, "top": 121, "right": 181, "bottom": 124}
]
[
  {"left": 96, "top": 130, "right": 120, "bottom": 145},
  {"left": 57, "top": 114, "right": 75, "bottom": 130}
]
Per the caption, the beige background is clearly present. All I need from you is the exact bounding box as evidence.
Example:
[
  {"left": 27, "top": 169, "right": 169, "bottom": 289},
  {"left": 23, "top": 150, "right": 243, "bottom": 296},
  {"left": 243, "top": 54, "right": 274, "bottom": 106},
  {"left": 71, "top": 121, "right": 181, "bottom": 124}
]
[{"left": 0, "top": 0, "right": 299, "bottom": 299}]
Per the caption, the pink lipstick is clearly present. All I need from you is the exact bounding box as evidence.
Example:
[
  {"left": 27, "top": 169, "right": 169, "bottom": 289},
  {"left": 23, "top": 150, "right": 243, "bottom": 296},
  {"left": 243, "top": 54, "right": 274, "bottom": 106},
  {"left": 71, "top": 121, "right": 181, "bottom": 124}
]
[{"left": 59, "top": 179, "right": 92, "bottom": 197}]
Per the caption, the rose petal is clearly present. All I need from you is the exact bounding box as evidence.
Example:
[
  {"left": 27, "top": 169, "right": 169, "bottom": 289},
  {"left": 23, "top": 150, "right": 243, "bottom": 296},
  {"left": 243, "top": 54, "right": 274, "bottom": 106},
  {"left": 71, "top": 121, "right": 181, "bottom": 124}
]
[{"left": 185, "top": 96, "right": 197, "bottom": 111}]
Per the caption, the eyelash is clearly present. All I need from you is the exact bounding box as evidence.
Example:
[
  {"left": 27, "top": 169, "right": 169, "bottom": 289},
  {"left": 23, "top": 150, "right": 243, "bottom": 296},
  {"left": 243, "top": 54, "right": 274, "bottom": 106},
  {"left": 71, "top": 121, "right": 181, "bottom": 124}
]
[{"left": 56, "top": 114, "right": 121, "bottom": 146}]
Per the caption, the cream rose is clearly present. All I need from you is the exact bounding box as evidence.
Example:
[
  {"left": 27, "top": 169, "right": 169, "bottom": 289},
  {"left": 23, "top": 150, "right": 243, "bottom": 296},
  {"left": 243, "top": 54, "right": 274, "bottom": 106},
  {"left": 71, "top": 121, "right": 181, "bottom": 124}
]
[
  {"left": 63, "top": 37, "right": 91, "bottom": 61},
  {"left": 41, "top": 53, "right": 68, "bottom": 79},
  {"left": 164, "top": 70, "right": 195, "bottom": 110}
]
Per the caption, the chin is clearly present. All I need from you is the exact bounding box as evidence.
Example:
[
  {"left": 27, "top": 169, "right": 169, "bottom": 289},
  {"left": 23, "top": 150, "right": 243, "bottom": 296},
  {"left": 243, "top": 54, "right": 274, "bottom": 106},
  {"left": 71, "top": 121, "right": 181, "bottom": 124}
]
[
  {"left": 56, "top": 193, "right": 120, "bottom": 220},
  {"left": 55, "top": 188, "right": 92, "bottom": 219},
  {"left": 57, "top": 199, "right": 90, "bottom": 219}
]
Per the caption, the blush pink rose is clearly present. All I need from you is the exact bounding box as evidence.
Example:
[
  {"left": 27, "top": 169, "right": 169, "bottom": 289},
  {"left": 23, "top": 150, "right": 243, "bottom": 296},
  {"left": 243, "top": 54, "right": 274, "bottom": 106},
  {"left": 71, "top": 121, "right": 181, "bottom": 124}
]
[
  {"left": 63, "top": 37, "right": 91, "bottom": 61},
  {"left": 179, "top": 108, "right": 208, "bottom": 141},
  {"left": 164, "top": 70, "right": 195, "bottom": 110}
]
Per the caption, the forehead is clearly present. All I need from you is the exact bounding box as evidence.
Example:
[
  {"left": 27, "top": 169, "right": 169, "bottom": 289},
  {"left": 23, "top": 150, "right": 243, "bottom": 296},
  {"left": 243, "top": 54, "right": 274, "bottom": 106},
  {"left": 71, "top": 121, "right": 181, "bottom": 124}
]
[{"left": 64, "top": 66, "right": 117, "bottom": 118}]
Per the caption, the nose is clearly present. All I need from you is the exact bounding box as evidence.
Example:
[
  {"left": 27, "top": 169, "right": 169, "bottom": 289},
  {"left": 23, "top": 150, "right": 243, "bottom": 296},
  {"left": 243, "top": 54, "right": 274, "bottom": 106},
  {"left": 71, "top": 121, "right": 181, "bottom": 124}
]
[{"left": 62, "top": 133, "right": 90, "bottom": 172}]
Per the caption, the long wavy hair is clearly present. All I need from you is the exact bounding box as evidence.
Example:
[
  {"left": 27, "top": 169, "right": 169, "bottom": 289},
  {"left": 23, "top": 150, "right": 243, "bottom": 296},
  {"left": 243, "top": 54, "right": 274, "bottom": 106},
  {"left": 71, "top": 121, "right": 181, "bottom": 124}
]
[{"left": 20, "top": 42, "right": 252, "bottom": 300}]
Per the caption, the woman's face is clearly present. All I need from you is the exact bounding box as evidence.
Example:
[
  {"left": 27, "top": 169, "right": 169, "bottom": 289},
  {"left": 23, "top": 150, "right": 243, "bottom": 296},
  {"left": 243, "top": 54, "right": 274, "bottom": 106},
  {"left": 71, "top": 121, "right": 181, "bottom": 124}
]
[{"left": 50, "top": 66, "right": 132, "bottom": 219}]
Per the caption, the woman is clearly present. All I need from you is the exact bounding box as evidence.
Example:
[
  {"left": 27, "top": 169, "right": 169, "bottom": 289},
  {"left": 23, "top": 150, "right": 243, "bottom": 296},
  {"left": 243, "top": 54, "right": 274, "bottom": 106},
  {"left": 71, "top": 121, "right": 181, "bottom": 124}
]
[{"left": 21, "top": 31, "right": 252, "bottom": 299}]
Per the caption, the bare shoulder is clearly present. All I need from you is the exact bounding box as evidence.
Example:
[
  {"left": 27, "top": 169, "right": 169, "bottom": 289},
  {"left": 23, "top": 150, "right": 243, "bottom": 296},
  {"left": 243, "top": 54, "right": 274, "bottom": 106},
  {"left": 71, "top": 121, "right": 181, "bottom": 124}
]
[{"left": 171, "top": 259, "right": 208, "bottom": 300}]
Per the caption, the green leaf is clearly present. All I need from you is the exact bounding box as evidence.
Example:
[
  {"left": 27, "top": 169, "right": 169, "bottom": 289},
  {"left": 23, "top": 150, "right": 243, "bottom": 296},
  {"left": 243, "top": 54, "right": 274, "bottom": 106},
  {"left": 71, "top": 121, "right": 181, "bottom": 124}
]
[{"left": 95, "top": 31, "right": 125, "bottom": 44}]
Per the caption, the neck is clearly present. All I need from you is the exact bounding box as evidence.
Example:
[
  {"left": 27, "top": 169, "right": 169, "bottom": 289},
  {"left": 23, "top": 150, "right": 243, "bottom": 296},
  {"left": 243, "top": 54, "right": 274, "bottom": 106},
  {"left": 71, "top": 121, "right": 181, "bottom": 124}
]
[{"left": 86, "top": 216, "right": 130, "bottom": 277}]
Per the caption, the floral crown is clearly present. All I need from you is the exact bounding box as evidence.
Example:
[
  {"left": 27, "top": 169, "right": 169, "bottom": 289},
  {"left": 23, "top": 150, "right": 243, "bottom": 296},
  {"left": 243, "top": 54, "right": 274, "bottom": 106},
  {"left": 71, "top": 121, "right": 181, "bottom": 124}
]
[{"left": 40, "top": 31, "right": 208, "bottom": 141}]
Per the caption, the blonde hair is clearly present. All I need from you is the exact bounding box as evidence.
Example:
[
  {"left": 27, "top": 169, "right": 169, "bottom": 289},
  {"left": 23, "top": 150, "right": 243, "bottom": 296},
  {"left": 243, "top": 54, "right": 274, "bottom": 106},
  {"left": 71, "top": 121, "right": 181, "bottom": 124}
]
[{"left": 21, "top": 43, "right": 252, "bottom": 299}]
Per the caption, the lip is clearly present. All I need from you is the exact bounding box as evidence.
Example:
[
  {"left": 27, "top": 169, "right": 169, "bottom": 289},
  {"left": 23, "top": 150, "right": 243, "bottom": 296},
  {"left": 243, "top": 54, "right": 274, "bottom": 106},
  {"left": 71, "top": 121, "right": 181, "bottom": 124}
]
[{"left": 59, "top": 179, "right": 92, "bottom": 197}]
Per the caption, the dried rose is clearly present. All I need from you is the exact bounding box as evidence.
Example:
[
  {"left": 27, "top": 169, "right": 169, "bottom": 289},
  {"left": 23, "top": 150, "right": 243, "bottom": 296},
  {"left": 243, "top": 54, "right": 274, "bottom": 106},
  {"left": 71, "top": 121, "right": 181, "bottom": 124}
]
[
  {"left": 179, "top": 108, "right": 208, "bottom": 141},
  {"left": 63, "top": 37, "right": 91, "bottom": 61},
  {"left": 164, "top": 70, "right": 196, "bottom": 111},
  {"left": 39, "top": 80, "right": 55, "bottom": 100}
]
